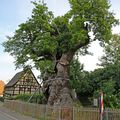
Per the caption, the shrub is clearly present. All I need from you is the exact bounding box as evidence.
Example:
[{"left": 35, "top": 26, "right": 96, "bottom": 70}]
[
  {"left": 0, "top": 96, "right": 4, "bottom": 102},
  {"left": 15, "top": 93, "right": 46, "bottom": 104}
]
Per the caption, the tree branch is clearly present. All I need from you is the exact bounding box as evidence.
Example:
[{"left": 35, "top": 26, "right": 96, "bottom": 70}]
[
  {"left": 31, "top": 49, "right": 54, "bottom": 61},
  {"left": 71, "top": 36, "right": 90, "bottom": 53}
]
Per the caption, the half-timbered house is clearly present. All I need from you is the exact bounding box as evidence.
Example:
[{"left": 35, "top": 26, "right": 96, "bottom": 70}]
[{"left": 4, "top": 68, "right": 40, "bottom": 97}]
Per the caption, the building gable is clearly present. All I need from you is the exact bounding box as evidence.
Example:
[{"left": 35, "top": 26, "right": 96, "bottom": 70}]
[{"left": 4, "top": 68, "right": 40, "bottom": 97}]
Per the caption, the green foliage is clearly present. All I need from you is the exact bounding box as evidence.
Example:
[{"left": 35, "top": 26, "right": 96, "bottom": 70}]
[
  {"left": 69, "top": 57, "right": 120, "bottom": 108},
  {"left": 100, "top": 34, "right": 120, "bottom": 66},
  {"left": 3, "top": 0, "right": 118, "bottom": 72},
  {"left": 90, "top": 66, "right": 120, "bottom": 108},
  {"left": 40, "top": 118, "right": 48, "bottom": 120},
  {"left": 16, "top": 94, "right": 30, "bottom": 102},
  {"left": 96, "top": 34, "right": 120, "bottom": 108},
  {"left": 69, "top": 0, "right": 119, "bottom": 42},
  {"left": 93, "top": 79, "right": 116, "bottom": 108},
  {"left": 2, "top": 0, "right": 119, "bottom": 107},
  {"left": 0, "top": 97, "right": 4, "bottom": 102},
  {"left": 70, "top": 58, "right": 92, "bottom": 96},
  {"left": 104, "top": 92, "right": 120, "bottom": 108},
  {"left": 15, "top": 93, "right": 45, "bottom": 104},
  {"left": 3, "top": 1, "right": 56, "bottom": 70}
]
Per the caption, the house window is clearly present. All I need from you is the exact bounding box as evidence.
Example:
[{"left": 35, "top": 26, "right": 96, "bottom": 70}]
[{"left": 19, "top": 86, "right": 23, "bottom": 91}]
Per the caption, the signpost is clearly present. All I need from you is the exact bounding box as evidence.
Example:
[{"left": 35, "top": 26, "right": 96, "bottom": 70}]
[{"left": 100, "top": 92, "right": 104, "bottom": 120}]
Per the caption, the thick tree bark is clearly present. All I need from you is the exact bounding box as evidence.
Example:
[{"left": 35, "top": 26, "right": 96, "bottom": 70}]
[
  {"left": 43, "top": 39, "right": 90, "bottom": 106},
  {"left": 47, "top": 52, "right": 75, "bottom": 106}
]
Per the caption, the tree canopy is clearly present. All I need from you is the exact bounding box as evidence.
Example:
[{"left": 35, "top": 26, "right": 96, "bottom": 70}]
[
  {"left": 75, "top": 33, "right": 120, "bottom": 108},
  {"left": 3, "top": 0, "right": 118, "bottom": 71},
  {"left": 100, "top": 34, "right": 120, "bottom": 66}
]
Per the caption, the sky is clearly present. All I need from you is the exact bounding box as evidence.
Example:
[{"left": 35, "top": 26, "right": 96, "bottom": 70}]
[{"left": 0, "top": 0, "right": 120, "bottom": 83}]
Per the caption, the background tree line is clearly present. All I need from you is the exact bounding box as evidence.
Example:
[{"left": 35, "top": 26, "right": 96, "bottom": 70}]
[{"left": 70, "top": 34, "right": 120, "bottom": 108}]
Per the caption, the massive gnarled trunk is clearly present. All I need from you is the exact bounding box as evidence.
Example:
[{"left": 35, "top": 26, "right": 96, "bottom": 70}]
[
  {"left": 47, "top": 52, "right": 75, "bottom": 106},
  {"left": 42, "top": 39, "right": 89, "bottom": 105}
]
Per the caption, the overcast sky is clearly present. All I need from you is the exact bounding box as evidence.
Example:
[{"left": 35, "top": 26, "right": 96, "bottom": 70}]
[{"left": 0, "top": 0, "right": 120, "bottom": 83}]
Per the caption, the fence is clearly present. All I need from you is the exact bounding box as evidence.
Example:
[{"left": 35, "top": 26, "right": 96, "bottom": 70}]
[{"left": 4, "top": 100, "right": 120, "bottom": 120}]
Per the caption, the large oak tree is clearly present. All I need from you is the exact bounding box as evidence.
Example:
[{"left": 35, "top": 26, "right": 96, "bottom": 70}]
[{"left": 3, "top": 0, "right": 118, "bottom": 105}]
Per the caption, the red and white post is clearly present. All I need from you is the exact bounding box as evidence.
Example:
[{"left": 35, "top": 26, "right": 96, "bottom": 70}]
[{"left": 100, "top": 92, "right": 104, "bottom": 120}]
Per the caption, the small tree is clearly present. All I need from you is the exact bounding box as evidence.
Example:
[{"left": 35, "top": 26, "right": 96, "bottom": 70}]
[{"left": 3, "top": 0, "right": 118, "bottom": 105}]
